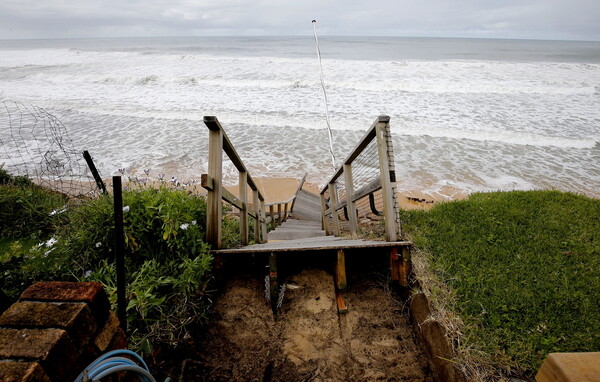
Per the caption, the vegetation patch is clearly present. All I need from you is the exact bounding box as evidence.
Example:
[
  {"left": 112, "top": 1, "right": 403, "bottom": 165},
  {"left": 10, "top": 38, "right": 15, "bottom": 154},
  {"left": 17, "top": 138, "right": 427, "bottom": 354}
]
[
  {"left": 401, "top": 190, "right": 600, "bottom": 380},
  {"left": 0, "top": 172, "right": 242, "bottom": 354}
]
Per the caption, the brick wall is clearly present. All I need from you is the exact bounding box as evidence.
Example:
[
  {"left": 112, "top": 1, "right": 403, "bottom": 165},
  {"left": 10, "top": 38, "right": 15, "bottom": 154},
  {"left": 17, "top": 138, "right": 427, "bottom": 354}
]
[{"left": 0, "top": 282, "right": 126, "bottom": 382}]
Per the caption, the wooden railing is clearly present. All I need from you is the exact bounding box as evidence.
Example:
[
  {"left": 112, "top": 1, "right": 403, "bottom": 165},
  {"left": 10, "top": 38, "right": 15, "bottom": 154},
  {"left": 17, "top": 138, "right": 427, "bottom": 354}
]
[
  {"left": 201, "top": 116, "right": 300, "bottom": 249},
  {"left": 320, "top": 115, "right": 402, "bottom": 241}
]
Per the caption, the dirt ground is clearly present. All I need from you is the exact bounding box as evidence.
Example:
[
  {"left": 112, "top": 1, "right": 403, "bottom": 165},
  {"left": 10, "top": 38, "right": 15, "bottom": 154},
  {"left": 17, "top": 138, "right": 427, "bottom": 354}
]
[{"left": 174, "top": 265, "right": 434, "bottom": 382}]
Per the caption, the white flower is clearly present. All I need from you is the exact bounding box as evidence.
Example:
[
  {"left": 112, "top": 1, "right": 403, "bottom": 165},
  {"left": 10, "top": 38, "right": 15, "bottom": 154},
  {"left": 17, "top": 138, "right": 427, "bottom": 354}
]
[
  {"left": 84, "top": 270, "right": 92, "bottom": 278},
  {"left": 95, "top": 242, "right": 102, "bottom": 248},
  {"left": 43, "top": 248, "right": 55, "bottom": 257},
  {"left": 45, "top": 237, "right": 57, "bottom": 247},
  {"left": 49, "top": 205, "right": 67, "bottom": 216},
  {"left": 122, "top": 206, "right": 130, "bottom": 213},
  {"left": 191, "top": 220, "right": 197, "bottom": 225},
  {"left": 180, "top": 223, "right": 189, "bottom": 230}
]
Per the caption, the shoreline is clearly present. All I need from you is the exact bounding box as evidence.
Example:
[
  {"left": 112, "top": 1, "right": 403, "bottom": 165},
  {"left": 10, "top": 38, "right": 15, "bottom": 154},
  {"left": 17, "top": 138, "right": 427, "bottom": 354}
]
[
  {"left": 224, "top": 177, "right": 465, "bottom": 211},
  {"left": 40, "top": 175, "right": 468, "bottom": 211}
]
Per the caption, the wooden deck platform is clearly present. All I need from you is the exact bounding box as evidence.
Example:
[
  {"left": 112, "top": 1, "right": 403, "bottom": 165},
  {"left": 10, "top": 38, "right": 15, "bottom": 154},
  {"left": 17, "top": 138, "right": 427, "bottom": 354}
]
[
  {"left": 213, "top": 234, "right": 412, "bottom": 254},
  {"left": 213, "top": 189, "right": 412, "bottom": 255}
]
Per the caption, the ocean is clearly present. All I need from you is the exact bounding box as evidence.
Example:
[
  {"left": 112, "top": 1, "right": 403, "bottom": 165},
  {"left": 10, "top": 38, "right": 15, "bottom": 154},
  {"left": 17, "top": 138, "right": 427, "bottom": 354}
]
[{"left": 0, "top": 36, "right": 599, "bottom": 199}]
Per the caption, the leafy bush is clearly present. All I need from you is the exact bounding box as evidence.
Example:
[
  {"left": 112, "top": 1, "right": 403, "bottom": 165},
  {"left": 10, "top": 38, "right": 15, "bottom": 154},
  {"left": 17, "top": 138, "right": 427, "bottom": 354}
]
[
  {"left": 0, "top": 185, "right": 227, "bottom": 354},
  {"left": 51, "top": 187, "right": 214, "bottom": 353},
  {"left": 401, "top": 191, "right": 600, "bottom": 379}
]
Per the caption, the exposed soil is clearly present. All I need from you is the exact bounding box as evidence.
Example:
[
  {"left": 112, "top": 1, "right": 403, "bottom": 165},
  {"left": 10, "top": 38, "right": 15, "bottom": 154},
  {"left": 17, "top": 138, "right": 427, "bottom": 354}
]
[{"left": 171, "top": 264, "right": 434, "bottom": 382}]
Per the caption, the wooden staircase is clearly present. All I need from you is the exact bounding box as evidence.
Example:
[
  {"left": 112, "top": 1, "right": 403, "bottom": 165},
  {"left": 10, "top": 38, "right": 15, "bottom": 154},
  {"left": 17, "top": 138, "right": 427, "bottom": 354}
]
[{"left": 268, "top": 189, "right": 325, "bottom": 241}]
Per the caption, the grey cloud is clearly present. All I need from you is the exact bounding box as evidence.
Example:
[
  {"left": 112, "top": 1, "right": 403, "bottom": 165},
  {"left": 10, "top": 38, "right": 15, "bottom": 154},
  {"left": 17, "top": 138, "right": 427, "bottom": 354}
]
[{"left": 0, "top": 0, "right": 598, "bottom": 40}]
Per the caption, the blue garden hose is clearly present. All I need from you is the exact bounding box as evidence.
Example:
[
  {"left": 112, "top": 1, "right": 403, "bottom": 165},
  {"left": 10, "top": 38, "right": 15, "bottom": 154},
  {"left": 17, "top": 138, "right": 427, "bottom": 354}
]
[{"left": 74, "top": 349, "right": 156, "bottom": 382}]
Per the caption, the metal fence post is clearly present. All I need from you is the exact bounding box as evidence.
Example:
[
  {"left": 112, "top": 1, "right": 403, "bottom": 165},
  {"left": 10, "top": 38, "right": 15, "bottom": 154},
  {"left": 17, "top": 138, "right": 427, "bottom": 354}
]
[{"left": 112, "top": 176, "right": 127, "bottom": 333}]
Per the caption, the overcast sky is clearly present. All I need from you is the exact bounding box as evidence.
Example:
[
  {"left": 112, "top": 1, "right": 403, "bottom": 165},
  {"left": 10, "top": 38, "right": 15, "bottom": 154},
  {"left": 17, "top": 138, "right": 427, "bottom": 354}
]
[{"left": 0, "top": 0, "right": 599, "bottom": 41}]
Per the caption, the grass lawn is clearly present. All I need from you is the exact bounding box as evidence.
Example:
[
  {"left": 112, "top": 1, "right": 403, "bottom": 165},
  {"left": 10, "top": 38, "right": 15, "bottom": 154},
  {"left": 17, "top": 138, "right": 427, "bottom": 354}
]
[{"left": 401, "top": 190, "right": 599, "bottom": 379}]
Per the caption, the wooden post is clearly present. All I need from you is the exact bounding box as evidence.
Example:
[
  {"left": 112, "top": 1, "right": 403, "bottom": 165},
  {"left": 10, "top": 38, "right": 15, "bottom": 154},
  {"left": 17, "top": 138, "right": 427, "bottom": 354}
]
[
  {"left": 282, "top": 202, "right": 288, "bottom": 222},
  {"left": 320, "top": 193, "right": 329, "bottom": 234},
  {"left": 329, "top": 182, "right": 341, "bottom": 236},
  {"left": 344, "top": 163, "right": 359, "bottom": 239},
  {"left": 253, "top": 190, "right": 260, "bottom": 243},
  {"left": 389, "top": 247, "right": 400, "bottom": 281},
  {"left": 260, "top": 199, "right": 267, "bottom": 243},
  {"left": 277, "top": 203, "right": 283, "bottom": 225},
  {"left": 112, "top": 176, "right": 127, "bottom": 333},
  {"left": 399, "top": 246, "right": 412, "bottom": 287},
  {"left": 320, "top": 193, "right": 331, "bottom": 235},
  {"left": 336, "top": 249, "right": 347, "bottom": 290},
  {"left": 269, "top": 205, "right": 276, "bottom": 231},
  {"left": 206, "top": 120, "right": 224, "bottom": 249},
  {"left": 83, "top": 151, "right": 107, "bottom": 195},
  {"left": 375, "top": 117, "right": 398, "bottom": 242},
  {"left": 239, "top": 171, "right": 248, "bottom": 246},
  {"left": 269, "top": 252, "right": 278, "bottom": 312}
]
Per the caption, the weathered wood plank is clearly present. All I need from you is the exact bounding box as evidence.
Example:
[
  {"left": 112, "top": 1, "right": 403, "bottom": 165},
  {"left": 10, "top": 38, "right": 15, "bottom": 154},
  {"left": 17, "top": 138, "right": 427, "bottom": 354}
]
[
  {"left": 336, "top": 290, "right": 348, "bottom": 313},
  {"left": 253, "top": 190, "right": 260, "bottom": 243},
  {"left": 212, "top": 238, "right": 412, "bottom": 254},
  {"left": 399, "top": 246, "right": 411, "bottom": 287},
  {"left": 376, "top": 120, "right": 398, "bottom": 242},
  {"left": 269, "top": 253, "right": 278, "bottom": 312},
  {"left": 239, "top": 171, "right": 248, "bottom": 246},
  {"left": 282, "top": 202, "right": 289, "bottom": 223},
  {"left": 260, "top": 199, "right": 267, "bottom": 243},
  {"left": 277, "top": 203, "right": 283, "bottom": 225},
  {"left": 344, "top": 163, "right": 359, "bottom": 238},
  {"left": 390, "top": 247, "right": 400, "bottom": 281},
  {"left": 352, "top": 178, "right": 381, "bottom": 202},
  {"left": 266, "top": 195, "right": 295, "bottom": 207},
  {"left": 333, "top": 200, "right": 347, "bottom": 211},
  {"left": 290, "top": 173, "right": 307, "bottom": 212},
  {"left": 200, "top": 173, "right": 214, "bottom": 191},
  {"left": 336, "top": 249, "right": 347, "bottom": 290},
  {"left": 292, "top": 190, "right": 322, "bottom": 222},
  {"left": 269, "top": 205, "right": 276, "bottom": 231},
  {"left": 320, "top": 193, "right": 328, "bottom": 233},
  {"left": 222, "top": 187, "right": 243, "bottom": 210},
  {"left": 206, "top": 123, "right": 223, "bottom": 249},
  {"left": 329, "top": 182, "right": 341, "bottom": 236}
]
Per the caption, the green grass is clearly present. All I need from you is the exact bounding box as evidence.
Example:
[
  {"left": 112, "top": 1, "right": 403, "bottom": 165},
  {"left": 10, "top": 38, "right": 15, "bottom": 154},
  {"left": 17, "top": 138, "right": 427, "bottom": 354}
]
[{"left": 401, "top": 190, "right": 600, "bottom": 378}]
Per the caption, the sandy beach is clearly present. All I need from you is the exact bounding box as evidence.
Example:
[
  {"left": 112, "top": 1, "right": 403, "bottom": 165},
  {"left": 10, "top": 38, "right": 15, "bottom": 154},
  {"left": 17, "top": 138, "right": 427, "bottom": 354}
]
[{"left": 222, "top": 176, "right": 459, "bottom": 211}]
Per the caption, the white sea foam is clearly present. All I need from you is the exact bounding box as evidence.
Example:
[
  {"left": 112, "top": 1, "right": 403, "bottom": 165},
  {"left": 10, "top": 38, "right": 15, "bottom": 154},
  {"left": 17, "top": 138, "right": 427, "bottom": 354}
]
[{"left": 1, "top": 37, "right": 599, "bottom": 197}]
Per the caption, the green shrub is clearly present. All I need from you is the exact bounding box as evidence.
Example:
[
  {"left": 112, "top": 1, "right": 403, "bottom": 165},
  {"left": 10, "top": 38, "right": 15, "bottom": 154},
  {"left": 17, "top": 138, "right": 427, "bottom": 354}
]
[
  {"left": 2, "top": 187, "right": 223, "bottom": 354},
  {"left": 0, "top": 179, "right": 243, "bottom": 354},
  {"left": 53, "top": 188, "right": 214, "bottom": 353},
  {"left": 401, "top": 191, "right": 600, "bottom": 378}
]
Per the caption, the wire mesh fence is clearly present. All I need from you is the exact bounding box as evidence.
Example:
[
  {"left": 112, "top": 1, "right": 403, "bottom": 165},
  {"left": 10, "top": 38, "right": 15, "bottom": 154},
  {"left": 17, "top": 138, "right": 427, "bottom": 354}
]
[
  {"left": 320, "top": 116, "right": 401, "bottom": 240},
  {"left": 0, "top": 100, "right": 101, "bottom": 197}
]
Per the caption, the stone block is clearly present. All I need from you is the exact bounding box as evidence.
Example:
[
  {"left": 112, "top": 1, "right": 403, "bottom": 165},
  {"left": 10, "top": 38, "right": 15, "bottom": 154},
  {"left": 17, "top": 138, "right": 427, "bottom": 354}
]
[
  {"left": 20, "top": 282, "right": 109, "bottom": 325},
  {"left": 0, "top": 328, "right": 76, "bottom": 380},
  {"left": 536, "top": 352, "right": 600, "bottom": 382},
  {"left": 0, "top": 361, "right": 51, "bottom": 382},
  {"left": 107, "top": 327, "right": 127, "bottom": 351},
  {"left": 409, "top": 292, "right": 466, "bottom": 382},
  {"left": 93, "top": 312, "right": 121, "bottom": 353},
  {"left": 0, "top": 301, "right": 97, "bottom": 348}
]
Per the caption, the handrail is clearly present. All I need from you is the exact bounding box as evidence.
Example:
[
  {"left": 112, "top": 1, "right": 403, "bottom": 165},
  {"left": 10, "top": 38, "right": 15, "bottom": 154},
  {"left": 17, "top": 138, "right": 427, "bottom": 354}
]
[
  {"left": 201, "top": 116, "right": 267, "bottom": 249},
  {"left": 320, "top": 115, "right": 401, "bottom": 241},
  {"left": 201, "top": 116, "right": 300, "bottom": 249}
]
